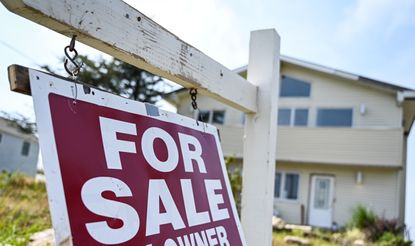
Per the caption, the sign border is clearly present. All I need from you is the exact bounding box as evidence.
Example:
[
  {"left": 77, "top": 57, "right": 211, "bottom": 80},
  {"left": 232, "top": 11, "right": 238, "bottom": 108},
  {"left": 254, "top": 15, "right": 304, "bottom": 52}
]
[{"left": 29, "top": 69, "right": 246, "bottom": 245}]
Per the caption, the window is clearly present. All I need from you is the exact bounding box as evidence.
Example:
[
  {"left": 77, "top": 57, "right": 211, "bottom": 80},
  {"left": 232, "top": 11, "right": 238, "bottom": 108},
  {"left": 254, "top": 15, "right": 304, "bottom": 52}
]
[
  {"left": 241, "top": 113, "right": 246, "bottom": 125},
  {"left": 278, "top": 108, "right": 309, "bottom": 127},
  {"left": 21, "top": 141, "right": 30, "bottom": 156},
  {"left": 212, "top": 111, "right": 225, "bottom": 124},
  {"left": 278, "top": 109, "right": 291, "bottom": 126},
  {"left": 274, "top": 172, "right": 299, "bottom": 200},
  {"left": 274, "top": 173, "right": 281, "bottom": 198},
  {"left": 294, "top": 109, "right": 308, "bottom": 126},
  {"left": 313, "top": 178, "right": 330, "bottom": 209},
  {"left": 317, "top": 108, "right": 353, "bottom": 127},
  {"left": 197, "top": 110, "right": 210, "bottom": 123},
  {"left": 284, "top": 174, "right": 299, "bottom": 200},
  {"left": 280, "top": 76, "right": 311, "bottom": 97},
  {"left": 0, "top": 133, "right": 2, "bottom": 143},
  {"left": 196, "top": 110, "right": 225, "bottom": 125}
]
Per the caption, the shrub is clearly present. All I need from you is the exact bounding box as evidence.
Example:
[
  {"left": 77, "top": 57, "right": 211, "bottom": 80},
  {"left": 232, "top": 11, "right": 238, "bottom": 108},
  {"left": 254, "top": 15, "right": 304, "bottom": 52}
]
[
  {"left": 349, "top": 205, "right": 411, "bottom": 244},
  {"left": 365, "top": 217, "right": 405, "bottom": 242},
  {"left": 377, "top": 232, "right": 412, "bottom": 246},
  {"left": 225, "top": 157, "right": 242, "bottom": 215},
  {"left": 349, "top": 205, "right": 376, "bottom": 229}
]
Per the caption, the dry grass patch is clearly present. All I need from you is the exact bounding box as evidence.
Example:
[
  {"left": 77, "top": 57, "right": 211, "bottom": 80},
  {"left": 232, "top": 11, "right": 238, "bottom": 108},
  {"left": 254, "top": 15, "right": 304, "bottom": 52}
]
[{"left": 0, "top": 172, "right": 51, "bottom": 246}]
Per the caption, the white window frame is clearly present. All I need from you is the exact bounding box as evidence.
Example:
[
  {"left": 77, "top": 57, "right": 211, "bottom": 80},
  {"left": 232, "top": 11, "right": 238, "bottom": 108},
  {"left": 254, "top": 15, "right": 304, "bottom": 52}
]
[
  {"left": 279, "top": 75, "right": 312, "bottom": 98},
  {"left": 315, "top": 107, "right": 354, "bottom": 128},
  {"left": 274, "top": 171, "right": 300, "bottom": 202},
  {"left": 278, "top": 108, "right": 309, "bottom": 127}
]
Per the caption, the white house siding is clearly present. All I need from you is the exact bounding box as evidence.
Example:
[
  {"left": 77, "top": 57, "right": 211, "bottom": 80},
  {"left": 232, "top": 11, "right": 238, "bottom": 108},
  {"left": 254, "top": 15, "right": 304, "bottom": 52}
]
[
  {"left": 216, "top": 125, "right": 403, "bottom": 167},
  {"left": 175, "top": 63, "right": 403, "bottom": 130},
  {"left": 280, "top": 63, "right": 402, "bottom": 128},
  {"left": 0, "top": 131, "right": 39, "bottom": 176},
  {"left": 274, "top": 162, "right": 400, "bottom": 226}
]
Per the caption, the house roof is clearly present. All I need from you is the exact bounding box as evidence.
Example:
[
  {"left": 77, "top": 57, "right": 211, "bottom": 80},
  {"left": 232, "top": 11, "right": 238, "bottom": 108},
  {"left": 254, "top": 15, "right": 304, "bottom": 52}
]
[
  {"left": 164, "top": 55, "right": 414, "bottom": 98},
  {"left": 0, "top": 117, "right": 38, "bottom": 142},
  {"left": 234, "top": 55, "right": 414, "bottom": 92}
]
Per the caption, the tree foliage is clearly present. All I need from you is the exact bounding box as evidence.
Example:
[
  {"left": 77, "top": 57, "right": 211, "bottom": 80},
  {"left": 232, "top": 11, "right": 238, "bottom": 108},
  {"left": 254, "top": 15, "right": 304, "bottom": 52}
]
[
  {"left": 225, "top": 157, "right": 242, "bottom": 216},
  {"left": 1, "top": 112, "right": 36, "bottom": 134},
  {"left": 43, "top": 55, "right": 168, "bottom": 104}
]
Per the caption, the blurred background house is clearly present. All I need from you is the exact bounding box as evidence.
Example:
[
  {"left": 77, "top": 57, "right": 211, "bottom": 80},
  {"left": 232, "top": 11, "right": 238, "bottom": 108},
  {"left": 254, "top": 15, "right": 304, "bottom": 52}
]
[
  {"left": 0, "top": 116, "right": 39, "bottom": 177},
  {"left": 164, "top": 55, "right": 415, "bottom": 228}
]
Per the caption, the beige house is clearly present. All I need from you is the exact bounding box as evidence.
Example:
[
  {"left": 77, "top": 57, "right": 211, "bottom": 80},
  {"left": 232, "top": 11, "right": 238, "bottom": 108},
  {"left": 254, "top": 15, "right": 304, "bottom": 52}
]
[{"left": 164, "top": 55, "right": 415, "bottom": 228}]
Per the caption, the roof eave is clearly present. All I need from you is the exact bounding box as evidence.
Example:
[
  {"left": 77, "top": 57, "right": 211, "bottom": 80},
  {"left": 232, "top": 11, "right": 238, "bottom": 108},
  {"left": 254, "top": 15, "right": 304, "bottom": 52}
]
[{"left": 232, "top": 55, "right": 414, "bottom": 93}]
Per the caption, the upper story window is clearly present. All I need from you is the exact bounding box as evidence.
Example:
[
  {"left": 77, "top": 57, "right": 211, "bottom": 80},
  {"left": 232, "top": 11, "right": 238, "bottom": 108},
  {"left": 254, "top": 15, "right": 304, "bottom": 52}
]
[
  {"left": 198, "top": 110, "right": 211, "bottom": 123},
  {"left": 212, "top": 111, "right": 225, "bottom": 124},
  {"left": 278, "top": 108, "right": 309, "bottom": 127},
  {"left": 21, "top": 141, "right": 30, "bottom": 156},
  {"left": 280, "top": 75, "right": 311, "bottom": 97},
  {"left": 278, "top": 109, "right": 291, "bottom": 126},
  {"left": 316, "top": 108, "right": 353, "bottom": 127},
  {"left": 274, "top": 172, "right": 299, "bottom": 200},
  {"left": 197, "top": 110, "right": 225, "bottom": 125}
]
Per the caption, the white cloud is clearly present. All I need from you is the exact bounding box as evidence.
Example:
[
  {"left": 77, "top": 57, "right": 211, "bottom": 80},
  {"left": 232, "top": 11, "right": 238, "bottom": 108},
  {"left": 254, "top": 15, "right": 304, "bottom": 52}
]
[
  {"left": 124, "top": 0, "right": 246, "bottom": 68},
  {"left": 337, "top": 0, "right": 415, "bottom": 40}
]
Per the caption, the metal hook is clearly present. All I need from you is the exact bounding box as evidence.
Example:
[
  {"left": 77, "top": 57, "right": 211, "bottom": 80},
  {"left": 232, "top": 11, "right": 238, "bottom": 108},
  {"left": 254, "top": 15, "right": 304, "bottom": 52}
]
[
  {"left": 64, "top": 35, "right": 82, "bottom": 77},
  {"left": 189, "top": 88, "right": 198, "bottom": 110},
  {"left": 189, "top": 88, "right": 201, "bottom": 126}
]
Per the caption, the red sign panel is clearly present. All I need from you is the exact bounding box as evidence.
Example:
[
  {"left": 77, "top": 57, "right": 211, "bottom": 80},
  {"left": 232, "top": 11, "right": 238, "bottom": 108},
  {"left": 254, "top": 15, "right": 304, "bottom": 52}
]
[{"left": 31, "top": 70, "right": 245, "bottom": 245}]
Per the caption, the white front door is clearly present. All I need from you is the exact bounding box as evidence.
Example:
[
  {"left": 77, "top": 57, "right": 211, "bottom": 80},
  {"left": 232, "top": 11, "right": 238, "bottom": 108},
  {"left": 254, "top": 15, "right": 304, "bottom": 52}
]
[{"left": 308, "top": 175, "right": 334, "bottom": 228}]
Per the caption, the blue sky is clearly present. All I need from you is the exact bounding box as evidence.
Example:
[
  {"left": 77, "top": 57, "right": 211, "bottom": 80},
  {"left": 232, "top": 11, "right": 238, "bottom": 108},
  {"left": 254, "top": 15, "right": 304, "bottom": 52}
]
[
  {"left": 0, "top": 0, "right": 414, "bottom": 237},
  {"left": 1, "top": 0, "right": 414, "bottom": 116}
]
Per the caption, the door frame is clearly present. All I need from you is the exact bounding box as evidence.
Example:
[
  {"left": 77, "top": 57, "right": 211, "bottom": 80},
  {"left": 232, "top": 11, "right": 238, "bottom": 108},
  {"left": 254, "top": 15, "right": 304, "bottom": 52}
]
[{"left": 307, "top": 174, "right": 335, "bottom": 228}]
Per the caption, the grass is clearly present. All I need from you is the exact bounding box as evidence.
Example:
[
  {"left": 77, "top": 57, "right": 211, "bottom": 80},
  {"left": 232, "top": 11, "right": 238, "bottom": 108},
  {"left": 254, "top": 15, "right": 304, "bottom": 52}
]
[
  {"left": 272, "top": 229, "right": 342, "bottom": 246},
  {"left": 0, "top": 171, "right": 410, "bottom": 246},
  {"left": 0, "top": 172, "right": 51, "bottom": 246}
]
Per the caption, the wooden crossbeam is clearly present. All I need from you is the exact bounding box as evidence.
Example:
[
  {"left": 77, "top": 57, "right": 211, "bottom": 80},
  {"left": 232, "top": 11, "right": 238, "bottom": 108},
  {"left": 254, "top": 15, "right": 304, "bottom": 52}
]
[
  {"left": 1, "top": 0, "right": 257, "bottom": 113},
  {"left": 8, "top": 64, "right": 30, "bottom": 95}
]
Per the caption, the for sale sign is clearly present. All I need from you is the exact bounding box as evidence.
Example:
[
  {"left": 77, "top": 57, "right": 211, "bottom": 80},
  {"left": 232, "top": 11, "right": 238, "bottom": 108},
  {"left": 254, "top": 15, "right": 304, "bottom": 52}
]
[{"left": 30, "top": 69, "right": 246, "bottom": 245}]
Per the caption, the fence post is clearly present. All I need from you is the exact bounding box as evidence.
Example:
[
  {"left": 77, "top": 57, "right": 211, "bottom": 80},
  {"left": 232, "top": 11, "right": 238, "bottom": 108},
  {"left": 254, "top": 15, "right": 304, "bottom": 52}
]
[{"left": 241, "top": 29, "right": 280, "bottom": 245}]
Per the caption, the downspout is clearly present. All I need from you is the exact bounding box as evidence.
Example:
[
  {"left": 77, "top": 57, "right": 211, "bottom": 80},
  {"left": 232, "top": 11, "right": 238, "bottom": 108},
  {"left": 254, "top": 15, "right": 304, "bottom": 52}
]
[{"left": 396, "top": 90, "right": 415, "bottom": 224}]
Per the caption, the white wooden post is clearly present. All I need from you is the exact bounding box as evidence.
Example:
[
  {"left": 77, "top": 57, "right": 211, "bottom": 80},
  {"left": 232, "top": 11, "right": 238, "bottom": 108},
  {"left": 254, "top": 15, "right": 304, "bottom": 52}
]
[{"left": 241, "top": 29, "right": 280, "bottom": 246}]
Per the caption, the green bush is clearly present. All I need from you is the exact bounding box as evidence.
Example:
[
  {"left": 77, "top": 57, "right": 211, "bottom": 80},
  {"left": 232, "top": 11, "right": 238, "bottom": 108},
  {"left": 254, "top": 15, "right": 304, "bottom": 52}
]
[
  {"left": 225, "top": 157, "right": 242, "bottom": 216},
  {"left": 365, "top": 217, "right": 406, "bottom": 242},
  {"left": 377, "top": 232, "right": 412, "bottom": 246},
  {"left": 349, "top": 205, "right": 376, "bottom": 229},
  {"left": 349, "top": 205, "right": 412, "bottom": 245}
]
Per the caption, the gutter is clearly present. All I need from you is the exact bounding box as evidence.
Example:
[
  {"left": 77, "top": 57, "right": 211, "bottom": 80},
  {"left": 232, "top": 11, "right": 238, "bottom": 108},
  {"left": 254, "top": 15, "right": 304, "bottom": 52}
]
[{"left": 397, "top": 90, "right": 415, "bottom": 105}]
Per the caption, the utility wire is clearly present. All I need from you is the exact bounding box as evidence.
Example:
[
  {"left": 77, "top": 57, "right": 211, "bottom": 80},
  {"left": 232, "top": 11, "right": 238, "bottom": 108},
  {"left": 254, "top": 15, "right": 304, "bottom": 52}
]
[{"left": 0, "top": 39, "right": 38, "bottom": 64}]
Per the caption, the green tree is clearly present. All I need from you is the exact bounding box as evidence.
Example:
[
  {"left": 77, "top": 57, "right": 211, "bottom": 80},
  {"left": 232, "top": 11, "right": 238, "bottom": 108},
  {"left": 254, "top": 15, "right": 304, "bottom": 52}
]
[
  {"left": 43, "top": 55, "right": 168, "bottom": 104},
  {"left": 225, "top": 157, "right": 242, "bottom": 216},
  {"left": 0, "top": 111, "right": 36, "bottom": 134}
]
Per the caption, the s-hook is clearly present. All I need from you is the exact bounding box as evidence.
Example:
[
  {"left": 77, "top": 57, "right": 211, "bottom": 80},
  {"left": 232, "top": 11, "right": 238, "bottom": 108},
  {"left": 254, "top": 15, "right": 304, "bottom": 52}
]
[
  {"left": 64, "top": 35, "right": 83, "bottom": 78},
  {"left": 63, "top": 35, "right": 83, "bottom": 104}
]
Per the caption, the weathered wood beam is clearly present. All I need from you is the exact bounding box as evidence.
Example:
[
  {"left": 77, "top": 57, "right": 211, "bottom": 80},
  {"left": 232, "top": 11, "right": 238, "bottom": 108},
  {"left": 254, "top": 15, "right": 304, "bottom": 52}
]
[
  {"left": 1, "top": 0, "right": 257, "bottom": 113},
  {"left": 8, "top": 64, "right": 30, "bottom": 95}
]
